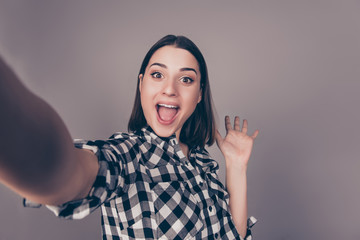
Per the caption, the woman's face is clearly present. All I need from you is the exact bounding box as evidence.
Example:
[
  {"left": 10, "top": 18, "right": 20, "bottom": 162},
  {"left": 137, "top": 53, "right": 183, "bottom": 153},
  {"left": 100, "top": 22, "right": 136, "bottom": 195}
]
[{"left": 139, "top": 45, "right": 202, "bottom": 139}]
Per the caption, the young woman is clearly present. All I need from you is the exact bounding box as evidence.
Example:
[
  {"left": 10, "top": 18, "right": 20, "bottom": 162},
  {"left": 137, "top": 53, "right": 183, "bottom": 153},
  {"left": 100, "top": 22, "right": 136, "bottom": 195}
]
[{"left": 0, "top": 35, "right": 258, "bottom": 239}]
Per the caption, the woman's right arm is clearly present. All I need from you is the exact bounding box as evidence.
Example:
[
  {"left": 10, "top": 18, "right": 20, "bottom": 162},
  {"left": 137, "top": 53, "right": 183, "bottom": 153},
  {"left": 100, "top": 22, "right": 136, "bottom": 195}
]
[{"left": 0, "top": 56, "right": 99, "bottom": 206}]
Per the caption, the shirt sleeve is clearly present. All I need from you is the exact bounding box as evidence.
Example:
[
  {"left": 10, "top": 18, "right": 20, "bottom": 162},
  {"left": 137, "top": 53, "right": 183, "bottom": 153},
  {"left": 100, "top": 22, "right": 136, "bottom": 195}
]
[
  {"left": 24, "top": 136, "right": 138, "bottom": 220},
  {"left": 244, "top": 216, "right": 257, "bottom": 240},
  {"left": 195, "top": 147, "right": 258, "bottom": 240}
]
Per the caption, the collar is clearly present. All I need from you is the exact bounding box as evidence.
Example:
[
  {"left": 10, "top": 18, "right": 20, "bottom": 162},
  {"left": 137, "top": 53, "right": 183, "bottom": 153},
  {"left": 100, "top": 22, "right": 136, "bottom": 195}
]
[
  {"left": 140, "top": 125, "right": 178, "bottom": 147},
  {"left": 137, "top": 125, "right": 218, "bottom": 173},
  {"left": 189, "top": 147, "right": 219, "bottom": 174}
]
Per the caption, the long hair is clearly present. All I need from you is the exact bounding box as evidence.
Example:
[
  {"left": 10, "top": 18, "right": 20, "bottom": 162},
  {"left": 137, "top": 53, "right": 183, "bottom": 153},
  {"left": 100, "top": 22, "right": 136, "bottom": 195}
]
[{"left": 128, "top": 35, "right": 216, "bottom": 149}]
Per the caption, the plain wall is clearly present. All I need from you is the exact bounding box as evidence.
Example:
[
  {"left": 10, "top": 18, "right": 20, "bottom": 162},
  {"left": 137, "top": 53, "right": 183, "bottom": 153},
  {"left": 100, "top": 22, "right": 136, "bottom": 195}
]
[{"left": 1, "top": 1, "right": 360, "bottom": 239}]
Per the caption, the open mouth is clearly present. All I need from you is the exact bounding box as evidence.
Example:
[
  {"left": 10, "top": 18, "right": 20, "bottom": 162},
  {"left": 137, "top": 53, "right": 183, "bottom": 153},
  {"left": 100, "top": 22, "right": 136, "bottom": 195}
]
[{"left": 156, "top": 103, "right": 179, "bottom": 124}]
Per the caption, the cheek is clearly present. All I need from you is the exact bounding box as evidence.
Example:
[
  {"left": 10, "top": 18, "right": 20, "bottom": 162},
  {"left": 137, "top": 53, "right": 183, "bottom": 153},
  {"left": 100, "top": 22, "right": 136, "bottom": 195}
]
[
  {"left": 140, "top": 80, "right": 159, "bottom": 115},
  {"left": 141, "top": 93, "right": 153, "bottom": 113},
  {"left": 183, "top": 89, "right": 201, "bottom": 109},
  {"left": 141, "top": 79, "right": 160, "bottom": 96},
  {"left": 140, "top": 81, "right": 154, "bottom": 101},
  {"left": 140, "top": 84, "right": 150, "bottom": 111}
]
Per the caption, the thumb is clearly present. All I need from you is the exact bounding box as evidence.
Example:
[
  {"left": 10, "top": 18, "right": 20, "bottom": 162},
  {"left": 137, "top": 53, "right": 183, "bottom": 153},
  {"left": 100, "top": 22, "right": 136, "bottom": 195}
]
[{"left": 215, "top": 129, "right": 223, "bottom": 147}]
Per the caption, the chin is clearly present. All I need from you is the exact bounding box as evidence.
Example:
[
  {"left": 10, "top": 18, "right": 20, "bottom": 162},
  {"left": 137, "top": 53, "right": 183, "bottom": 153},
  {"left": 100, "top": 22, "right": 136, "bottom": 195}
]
[
  {"left": 153, "top": 126, "right": 175, "bottom": 137},
  {"left": 150, "top": 122, "right": 179, "bottom": 138}
]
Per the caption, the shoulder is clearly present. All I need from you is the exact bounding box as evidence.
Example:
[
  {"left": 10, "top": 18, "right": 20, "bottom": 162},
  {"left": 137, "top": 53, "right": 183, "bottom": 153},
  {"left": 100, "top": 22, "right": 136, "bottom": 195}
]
[
  {"left": 193, "top": 147, "right": 213, "bottom": 163},
  {"left": 108, "top": 131, "right": 147, "bottom": 150},
  {"left": 74, "top": 131, "right": 146, "bottom": 160},
  {"left": 192, "top": 147, "right": 219, "bottom": 173}
]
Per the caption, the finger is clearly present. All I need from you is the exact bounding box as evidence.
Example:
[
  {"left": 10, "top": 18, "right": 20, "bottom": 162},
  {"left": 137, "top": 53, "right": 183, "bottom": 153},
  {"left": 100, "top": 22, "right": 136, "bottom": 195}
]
[
  {"left": 241, "top": 119, "right": 248, "bottom": 133},
  {"left": 215, "top": 129, "right": 223, "bottom": 146},
  {"left": 234, "top": 116, "right": 241, "bottom": 131},
  {"left": 225, "top": 115, "right": 232, "bottom": 133},
  {"left": 251, "top": 129, "right": 259, "bottom": 139}
]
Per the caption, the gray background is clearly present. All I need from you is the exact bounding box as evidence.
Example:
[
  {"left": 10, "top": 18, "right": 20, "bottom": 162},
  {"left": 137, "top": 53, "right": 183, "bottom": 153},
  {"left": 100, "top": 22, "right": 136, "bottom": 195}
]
[{"left": 0, "top": 0, "right": 359, "bottom": 239}]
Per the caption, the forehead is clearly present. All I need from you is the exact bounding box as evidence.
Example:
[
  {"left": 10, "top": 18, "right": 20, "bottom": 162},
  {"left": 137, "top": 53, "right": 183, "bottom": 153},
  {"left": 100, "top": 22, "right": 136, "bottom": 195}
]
[{"left": 148, "top": 46, "right": 199, "bottom": 71}]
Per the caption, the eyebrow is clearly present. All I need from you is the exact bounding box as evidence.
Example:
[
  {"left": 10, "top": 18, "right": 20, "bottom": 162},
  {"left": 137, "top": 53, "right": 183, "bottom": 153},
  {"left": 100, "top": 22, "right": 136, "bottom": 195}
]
[{"left": 149, "top": 62, "right": 198, "bottom": 75}]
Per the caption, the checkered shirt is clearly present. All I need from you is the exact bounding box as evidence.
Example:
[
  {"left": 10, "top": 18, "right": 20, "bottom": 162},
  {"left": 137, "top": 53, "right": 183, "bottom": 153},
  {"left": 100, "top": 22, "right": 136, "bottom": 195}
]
[{"left": 25, "top": 126, "right": 257, "bottom": 239}]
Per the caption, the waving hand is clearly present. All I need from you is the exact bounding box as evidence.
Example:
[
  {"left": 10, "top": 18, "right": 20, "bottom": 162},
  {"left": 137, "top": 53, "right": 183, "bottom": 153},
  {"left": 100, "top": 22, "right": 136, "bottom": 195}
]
[{"left": 215, "top": 116, "right": 259, "bottom": 169}]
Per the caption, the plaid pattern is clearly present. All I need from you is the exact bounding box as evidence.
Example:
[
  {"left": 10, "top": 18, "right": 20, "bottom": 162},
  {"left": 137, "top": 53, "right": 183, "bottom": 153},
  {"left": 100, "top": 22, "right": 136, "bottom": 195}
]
[{"left": 25, "top": 126, "right": 257, "bottom": 239}]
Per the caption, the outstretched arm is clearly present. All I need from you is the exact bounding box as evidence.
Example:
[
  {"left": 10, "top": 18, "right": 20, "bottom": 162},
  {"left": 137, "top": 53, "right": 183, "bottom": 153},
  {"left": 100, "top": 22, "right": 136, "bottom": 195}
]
[
  {"left": 216, "top": 116, "right": 259, "bottom": 238},
  {"left": 0, "top": 56, "right": 98, "bottom": 205}
]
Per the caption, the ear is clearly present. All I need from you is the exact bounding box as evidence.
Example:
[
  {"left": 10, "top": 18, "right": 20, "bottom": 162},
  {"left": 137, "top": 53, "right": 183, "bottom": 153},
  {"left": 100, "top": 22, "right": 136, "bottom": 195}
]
[
  {"left": 138, "top": 74, "right": 143, "bottom": 93},
  {"left": 197, "top": 88, "right": 202, "bottom": 103}
]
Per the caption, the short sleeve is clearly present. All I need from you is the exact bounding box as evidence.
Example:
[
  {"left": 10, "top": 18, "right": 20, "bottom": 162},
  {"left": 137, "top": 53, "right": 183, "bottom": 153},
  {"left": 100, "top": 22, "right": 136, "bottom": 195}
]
[
  {"left": 244, "top": 216, "right": 257, "bottom": 240},
  {"left": 193, "top": 147, "right": 258, "bottom": 239},
  {"left": 24, "top": 136, "right": 138, "bottom": 220}
]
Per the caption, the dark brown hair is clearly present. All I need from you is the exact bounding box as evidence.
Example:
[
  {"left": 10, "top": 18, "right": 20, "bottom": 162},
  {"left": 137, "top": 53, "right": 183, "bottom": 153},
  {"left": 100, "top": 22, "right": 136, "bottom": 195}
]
[{"left": 128, "top": 35, "right": 216, "bottom": 149}]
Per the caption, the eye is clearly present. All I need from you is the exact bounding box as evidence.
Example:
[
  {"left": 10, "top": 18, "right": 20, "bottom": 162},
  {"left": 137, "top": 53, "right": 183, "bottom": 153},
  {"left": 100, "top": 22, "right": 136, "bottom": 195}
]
[
  {"left": 180, "top": 77, "right": 194, "bottom": 84},
  {"left": 150, "top": 72, "right": 163, "bottom": 79}
]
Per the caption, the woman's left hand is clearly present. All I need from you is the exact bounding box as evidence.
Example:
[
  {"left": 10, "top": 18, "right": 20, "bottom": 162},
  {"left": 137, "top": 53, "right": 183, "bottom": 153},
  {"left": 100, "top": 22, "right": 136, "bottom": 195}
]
[{"left": 216, "top": 116, "right": 259, "bottom": 170}]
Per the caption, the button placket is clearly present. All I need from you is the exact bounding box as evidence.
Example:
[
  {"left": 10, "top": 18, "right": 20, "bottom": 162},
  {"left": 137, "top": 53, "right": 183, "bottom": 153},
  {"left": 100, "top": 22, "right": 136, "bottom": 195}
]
[
  {"left": 211, "top": 211, "right": 221, "bottom": 239},
  {"left": 208, "top": 205, "right": 215, "bottom": 216},
  {"left": 194, "top": 175, "right": 205, "bottom": 189},
  {"left": 199, "top": 181, "right": 204, "bottom": 187},
  {"left": 170, "top": 139, "right": 177, "bottom": 146}
]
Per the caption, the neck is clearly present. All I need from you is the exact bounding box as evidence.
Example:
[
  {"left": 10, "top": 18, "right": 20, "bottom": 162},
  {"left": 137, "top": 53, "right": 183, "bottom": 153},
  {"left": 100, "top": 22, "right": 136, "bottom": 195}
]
[
  {"left": 179, "top": 142, "right": 189, "bottom": 158},
  {"left": 175, "top": 128, "right": 189, "bottom": 158}
]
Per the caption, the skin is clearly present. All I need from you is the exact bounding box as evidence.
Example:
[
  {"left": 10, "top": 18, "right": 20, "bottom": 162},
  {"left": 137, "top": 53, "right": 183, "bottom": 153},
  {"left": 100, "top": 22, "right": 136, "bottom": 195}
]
[
  {"left": 138, "top": 46, "right": 259, "bottom": 238},
  {"left": 216, "top": 116, "right": 259, "bottom": 237},
  {"left": 0, "top": 56, "right": 98, "bottom": 205},
  {"left": 0, "top": 45, "right": 258, "bottom": 238},
  {"left": 139, "top": 46, "right": 202, "bottom": 155}
]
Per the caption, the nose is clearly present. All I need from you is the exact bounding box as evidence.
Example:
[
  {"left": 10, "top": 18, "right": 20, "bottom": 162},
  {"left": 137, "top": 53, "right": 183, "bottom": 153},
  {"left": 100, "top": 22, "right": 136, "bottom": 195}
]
[{"left": 162, "top": 79, "right": 177, "bottom": 97}]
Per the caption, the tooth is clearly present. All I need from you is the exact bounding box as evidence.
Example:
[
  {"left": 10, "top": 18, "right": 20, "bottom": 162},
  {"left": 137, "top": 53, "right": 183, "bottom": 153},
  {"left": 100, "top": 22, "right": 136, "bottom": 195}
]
[{"left": 158, "top": 104, "right": 178, "bottom": 108}]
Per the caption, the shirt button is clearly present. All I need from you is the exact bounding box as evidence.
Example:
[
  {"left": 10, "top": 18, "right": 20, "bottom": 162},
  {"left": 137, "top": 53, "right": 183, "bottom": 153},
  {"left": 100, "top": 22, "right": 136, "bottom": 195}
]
[
  {"left": 215, "top": 233, "right": 219, "bottom": 239},
  {"left": 209, "top": 206, "right": 213, "bottom": 211},
  {"left": 199, "top": 181, "right": 203, "bottom": 187}
]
